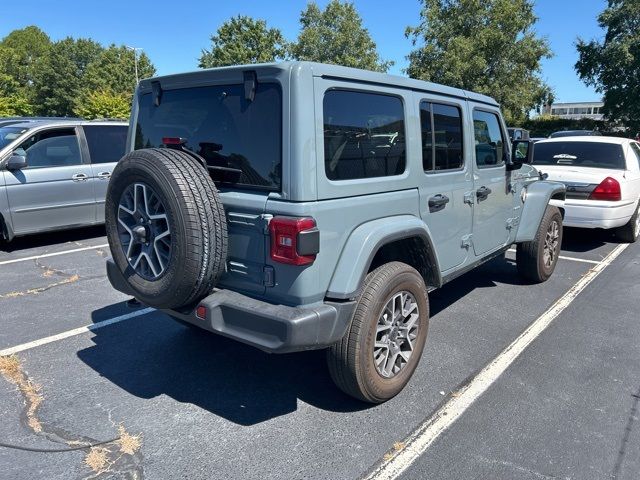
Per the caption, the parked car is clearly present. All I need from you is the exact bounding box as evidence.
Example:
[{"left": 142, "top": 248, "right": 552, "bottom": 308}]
[
  {"left": 533, "top": 137, "right": 640, "bottom": 242},
  {"left": 0, "top": 120, "right": 128, "bottom": 242},
  {"left": 549, "top": 130, "right": 602, "bottom": 138},
  {"left": 104, "top": 62, "right": 565, "bottom": 403}
]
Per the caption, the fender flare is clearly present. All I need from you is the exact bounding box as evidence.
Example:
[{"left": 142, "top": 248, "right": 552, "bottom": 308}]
[
  {"left": 326, "top": 215, "right": 441, "bottom": 300},
  {"left": 515, "top": 180, "right": 566, "bottom": 243}
]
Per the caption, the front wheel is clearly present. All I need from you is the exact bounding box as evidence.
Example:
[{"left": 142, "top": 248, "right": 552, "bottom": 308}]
[
  {"left": 516, "top": 205, "right": 563, "bottom": 283},
  {"left": 326, "top": 262, "right": 429, "bottom": 403}
]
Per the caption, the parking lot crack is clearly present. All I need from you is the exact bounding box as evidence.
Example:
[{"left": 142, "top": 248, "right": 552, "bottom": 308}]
[{"left": 0, "top": 354, "right": 144, "bottom": 479}]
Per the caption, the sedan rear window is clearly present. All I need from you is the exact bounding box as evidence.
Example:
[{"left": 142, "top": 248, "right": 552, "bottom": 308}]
[{"left": 533, "top": 142, "right": 625, "bottom": 169}]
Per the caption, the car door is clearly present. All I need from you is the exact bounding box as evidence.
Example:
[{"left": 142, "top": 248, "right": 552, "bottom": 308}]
[
  {"left": 81, "top": 124, "right": 128, "bottom": 222},
  {"left": 417, "top": 97, "right": 473, "bottom": 272},
  {"left": 470, "top": 107, "right": 514, "bottom": 256},
  {"left": 3, "top": 127, "right": 95, "bottom": 234}
]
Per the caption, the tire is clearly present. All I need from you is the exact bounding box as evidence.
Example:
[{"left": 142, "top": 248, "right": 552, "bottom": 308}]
[
  {"left": 105, "top": 148, "right": 228, "bottom": 309},
  {"left": 327, "top": 262, "right": 429, "bottom": 403},
  {"left": 615, "top": 202, "right": 640, "bottom": 243},
  {"left": 516, "top": 205, "right": 563, "bottom": 283}
]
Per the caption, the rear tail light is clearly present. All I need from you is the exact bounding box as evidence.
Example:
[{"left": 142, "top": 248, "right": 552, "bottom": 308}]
[
  {"left": 195, "top": 305, "right": 207, "bottom": 320},
  {"left": 589, "top": 177, "right": 621, "bottom": 201},
  {"left": 269, "top": 217, "right": 319, "bottom": 266}
]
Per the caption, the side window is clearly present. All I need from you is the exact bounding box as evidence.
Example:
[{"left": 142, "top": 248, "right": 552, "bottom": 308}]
[
  {"left": 630, "top": 143, "right": 640, "bottom": 169},
  {"left": 83, "top": 125, "right": 128, "bottom": 164},
  {"left": 473, "top": 110, "right": 506, "bottom": 168},
  {"left": 324, "top": 90, "right": 406, "bottom": 181},
  {"left": 420, "top": 101, "right": 464, "bottom": 172},
  {"left": 15, "top": 128, "right": 81, "bottom": 169}
]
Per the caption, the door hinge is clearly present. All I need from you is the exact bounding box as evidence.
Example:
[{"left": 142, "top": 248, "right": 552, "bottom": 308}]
[
  {"left": 506, "top": 217, "right": 520, "bottom": 230},
  {"left": 261, "top": 214, "right": 273, "bottom": 234},
  {"left": 461, "top": 234, "right": 473, "bottom": 249},
  {"left": 463, "top": 191, "right": 475, "bottom": 205}
]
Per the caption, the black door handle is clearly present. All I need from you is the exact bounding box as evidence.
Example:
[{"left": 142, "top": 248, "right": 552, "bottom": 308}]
[
  {"left": 428, "top": 194, "right": 450, "bottom": 213},
  {"left": 476, "top": 186, "right": 492, "bottom": 201}
]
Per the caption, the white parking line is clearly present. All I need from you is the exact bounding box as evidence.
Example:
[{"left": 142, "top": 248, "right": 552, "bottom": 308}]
[
  {"left": 0, "top": 307, "right": 154, "bottom": 357},
  {"left": 364, "top": 242, "right": 629, "bottom": 480},
  {"left": 506, "top": 248, "right": 601, "bottom": 265},
  {"left": 0, "top": 244, "right": 109, "bottom": 266}
]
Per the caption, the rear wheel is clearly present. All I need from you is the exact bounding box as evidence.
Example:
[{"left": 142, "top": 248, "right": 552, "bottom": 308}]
[
  {"left": 615, "top": 203, "right": 640, "bottom": 243},
  {"left": 327, "top": 262, "right": 429, "bottom": 403},
  {"left": 516, "top": 206, "right": 563, "bottom": 283},
  {"left": 105, "top": 148, "right": 228, "bottom": 309}
]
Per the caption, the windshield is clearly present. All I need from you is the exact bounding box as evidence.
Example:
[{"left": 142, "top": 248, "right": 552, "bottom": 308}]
[
  {"left": 533, "top": 141, "right": 625, "bottom": 169},
  {"left": 134, "top": 83, "right": 282, "bottom": 191},
  {"left": 0, "top": 126, "right": 28, "bottom": 150}
]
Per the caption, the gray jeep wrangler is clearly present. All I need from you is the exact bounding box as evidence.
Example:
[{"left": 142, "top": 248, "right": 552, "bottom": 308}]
[{"left": 105, "top": 62, "right": 565, "bottom": 403}]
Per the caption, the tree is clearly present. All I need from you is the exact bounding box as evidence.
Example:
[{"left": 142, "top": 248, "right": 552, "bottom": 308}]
[
  {"left": 0, "top": 26, "right": 51, "bottom": 91},
  {"left": 576, "top": 0, "right": 640, "bottom": 133},
  {"left": 406, "top": 0, "right": 552, "bottom": 123},
  {"left": 0, "top": 94, "right": 34, "bottom": 117},
  {"left": 82, "top": 44, "right": 155, "bottom": 96},
  {"left": 31, "top": 37, "right": 103, "bottom": 116},
  {"left": 74, "top": 88, "right": 131, "bottom": 119},
  {"left": 199, "top": 16, "right": 288, "bottom": 68},
  {"left": 291, "top": 0, "right": 392, "bottom": 72}
]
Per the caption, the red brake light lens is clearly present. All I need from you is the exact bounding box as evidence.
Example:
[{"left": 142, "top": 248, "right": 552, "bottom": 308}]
[
  {"left": 269, "top": 217, "right": 317, "bottom": 266},
  {"left": 195, "top": 305, "right": 207, "bottom": 320},
  {"left": 589, "top": 177, "right": 621, "bottom": 201}
]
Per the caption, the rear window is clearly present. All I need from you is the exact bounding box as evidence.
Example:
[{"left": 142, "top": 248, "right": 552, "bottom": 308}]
[
  {"left": 134, "top": 83, "right": 282, "bottom": 191},
  {"left": 533, "top": 142, "right": 625, "bottom": 169},
  {"left": 323, "top": 90, "right": 406, "bottom": 181},
  {"left": 84, "top": 125, "right": 127, "bottom": 164}
]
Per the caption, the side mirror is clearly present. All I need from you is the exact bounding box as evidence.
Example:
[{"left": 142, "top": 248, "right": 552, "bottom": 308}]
[
  {"left": 6, "top": 153, "right": 27, "bottom": 171},
  {"left": 507, "top": 140, "right": 534, "bottom": 171}
]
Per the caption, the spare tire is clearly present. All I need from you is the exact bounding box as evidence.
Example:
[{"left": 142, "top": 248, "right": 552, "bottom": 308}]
[{"left": 105, "top": 148, "right": 228, "bottom": 309}]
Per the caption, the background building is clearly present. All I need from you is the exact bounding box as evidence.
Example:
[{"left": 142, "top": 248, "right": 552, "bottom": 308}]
[{"left": 544, "top": 101, "right": 604, "bottom": 120}]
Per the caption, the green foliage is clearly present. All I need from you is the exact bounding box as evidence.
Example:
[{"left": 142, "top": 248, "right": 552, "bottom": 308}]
[
  {"left": 199, "top": 16, "right": 289, "bottom": 68},
  {"left": 0, "top": 94, "right": 34, "bottom": 117},
  {"left": 73, "top": 88, "right": 131, "bottom": 120},
  {"left": 521, "top": 116, "right": 626, "bottom": 138},
  {"left": 291, "top": 0, "right": 392, "bottom": 72},
  {"left": 576, "top": 0, "right": 640, "bottom": 133},
  {"left": 406, "top": 0, "right": 552, "bottom": 123},
  {"left": 31, "top": 38, "right": 103, "bottom": 116},
  {"left": 0, "top": 26, "right": 51, "bottom": 91},
  {"left": 82, "top": 44, "right": 155, "bottom": 96}
]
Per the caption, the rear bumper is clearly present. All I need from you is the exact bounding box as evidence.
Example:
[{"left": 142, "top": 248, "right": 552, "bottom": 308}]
[
  {"left": 106, "top": 259, "right": 356, "bottom": 353},
  {"left": 561, "top": 200, "right": 637, "bottom": 229}
]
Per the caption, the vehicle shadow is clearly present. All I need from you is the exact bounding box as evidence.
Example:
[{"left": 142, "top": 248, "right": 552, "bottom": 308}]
[
  {"left": 77, "top": 302, "right": 367, "bottom": 426},
  {"left": 0, "top": 225, "right": 106, "bottom": 253},
  {"left": 78, "top": 258, "right": 522, "bottom": 426},
  {"left": 560, "top": 226, "right": 617, "bottom": 253}
]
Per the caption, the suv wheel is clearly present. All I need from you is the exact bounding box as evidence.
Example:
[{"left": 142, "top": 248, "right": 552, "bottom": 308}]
[
  {"left": 105, "top": 148, "right": 228, "bottom": 309},
  {"left": 615, "top": 202, "right": 640, "bottom": 243},
  {"left": 327, "top": 262, "right": 429, "bottom": 403},
  {"left": 516, "top": 205, "right": 563, "bottom": 283}
]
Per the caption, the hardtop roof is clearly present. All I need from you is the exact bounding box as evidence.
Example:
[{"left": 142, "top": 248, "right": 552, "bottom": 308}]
[{"left": 139, "top": 61, "right": 499, "bottom": 107}]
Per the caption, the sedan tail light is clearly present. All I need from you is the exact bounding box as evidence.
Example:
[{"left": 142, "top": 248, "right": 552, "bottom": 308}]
[
  {"left": 269, "top": 217, "right": 319, "bottom": 266},
  {"left": 589, "top": 177, "right": 621, "bottom": 201}
]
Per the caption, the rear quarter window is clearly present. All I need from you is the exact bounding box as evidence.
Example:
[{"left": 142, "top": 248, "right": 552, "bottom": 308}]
[
  {"left": 323, "top": 90, "right": 406, "bottom": 181},
  {"left": 533, "top": 142, "right": 625, "bottom": 169},
  {"left": 83, "top": 125, "right": 128, "bottom": 164}
]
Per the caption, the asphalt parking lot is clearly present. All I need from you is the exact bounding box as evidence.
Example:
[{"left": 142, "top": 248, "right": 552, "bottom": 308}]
[{"left": 0, "top": 226, "right": 638, "bottom": 480}]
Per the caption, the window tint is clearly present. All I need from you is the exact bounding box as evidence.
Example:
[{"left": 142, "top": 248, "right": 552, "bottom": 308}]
[
  {"left": 473, "top": 110, "right": 505, "bottom": 167},
  {"left": 324, "top": 90, "right": 405, "bottom": 181},
  {"left": 421, "top": 102, "right": 464, "bottom": 172},
  {"left": 135, "top": 83, "right": 282, "bottom": 191},
  {"left": 15, "top": 128, "right": 81, "bottom": 169},
  {"left": 84, "top": 125, "right": 128, "bottom": 164},
  {"left": 0, "top": 126, "right": 27, "bottom": 149},
  {"left": 630, "top": 143, "right": 640, "bottom": 169},
  {"left": 533, "top": 141, "right": 625, "bottom": 169}
]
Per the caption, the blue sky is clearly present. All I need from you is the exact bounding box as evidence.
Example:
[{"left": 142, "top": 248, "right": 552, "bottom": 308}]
[{"left": 1, "top": 0, "right": 606, "bottom": 102}]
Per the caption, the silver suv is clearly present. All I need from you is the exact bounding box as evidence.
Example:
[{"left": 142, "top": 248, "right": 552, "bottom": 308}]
[
  {"left": 104, "top": 62, "right": 565, "bottom": 402},
  {"left": 0, "top": 120, "right": 127, "bottom": 241}
]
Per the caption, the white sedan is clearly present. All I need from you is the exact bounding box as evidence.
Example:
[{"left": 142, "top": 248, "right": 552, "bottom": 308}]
[{"left": 532, "top": 136, "right": 640, "bottom": 242}]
